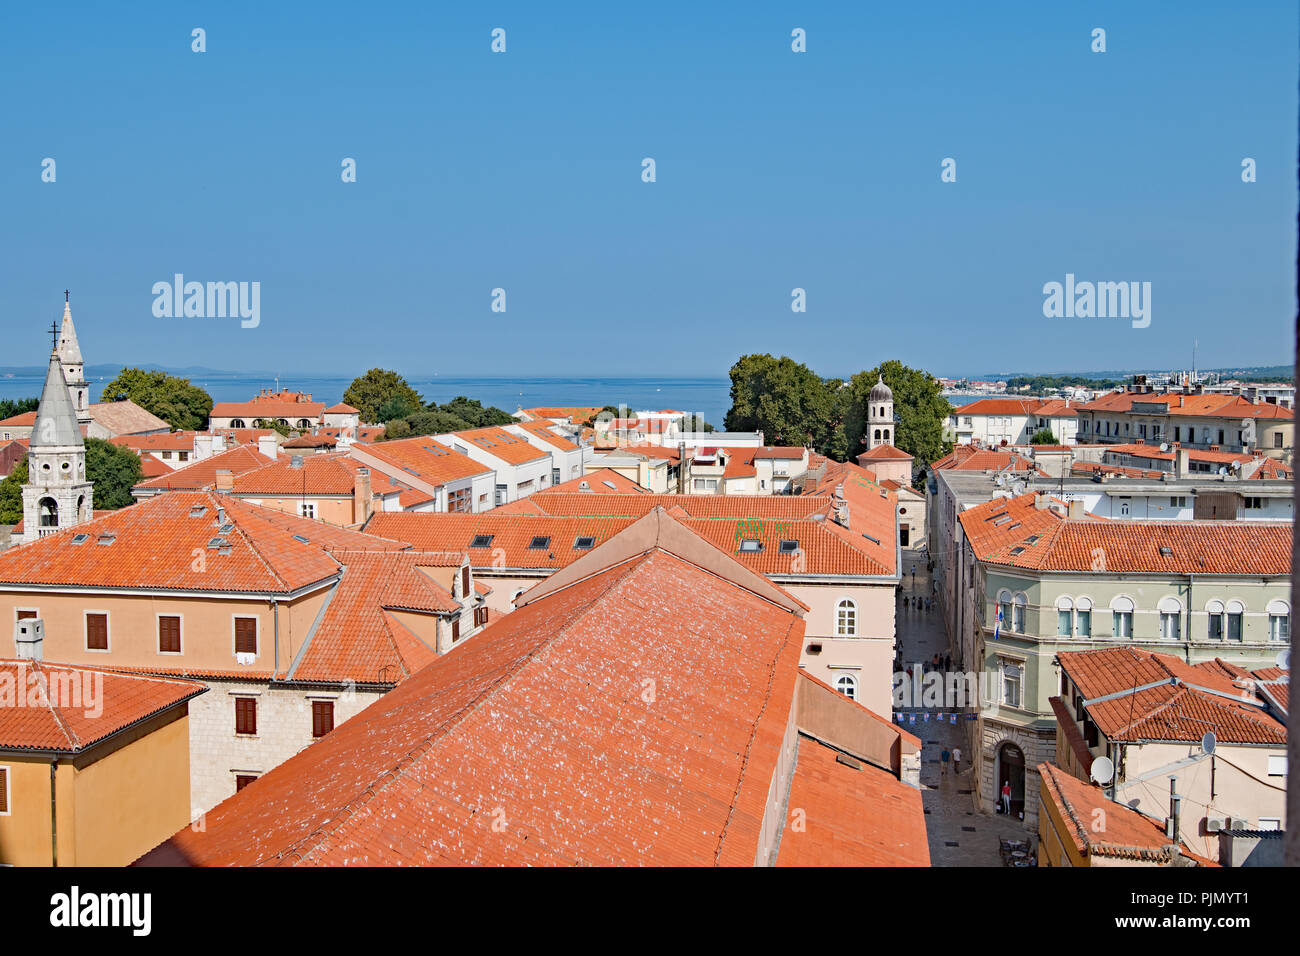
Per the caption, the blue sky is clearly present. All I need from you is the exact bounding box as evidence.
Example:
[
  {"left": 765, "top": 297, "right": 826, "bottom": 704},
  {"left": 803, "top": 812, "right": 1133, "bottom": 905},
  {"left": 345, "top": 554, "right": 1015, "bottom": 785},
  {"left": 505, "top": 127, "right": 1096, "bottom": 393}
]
[{"left": 3, "top": 1, "right": 1295, "bottom": 380}]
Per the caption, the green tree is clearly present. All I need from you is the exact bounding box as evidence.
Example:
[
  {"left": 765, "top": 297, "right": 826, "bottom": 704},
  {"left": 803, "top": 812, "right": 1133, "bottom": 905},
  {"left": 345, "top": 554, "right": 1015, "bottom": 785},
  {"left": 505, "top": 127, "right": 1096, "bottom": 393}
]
[
  {"left": 99, "top": 368, "right": 213, "bottom": 431},
  {"left": 342, "top": 369, "right": 424, "bottom": 424},
  {"left": 254, "top": 418, "right": 291, "bottom": 437},
  {"left": 0, "top": 440, "right": 142, "bottom": 522},
  {"left": 841, "top": 360, "right": 953, "bottom": 470},
  {"left": 376, "top": 394, "right": 419, "bottom": 423},
  {"left": 724, "top": 354, "right": 833, "bottom": 447},
  {"left": 1030, "top": 428, "right": 1058, "bottom": 444},
  {"left": 0, "top": 457, "right": 25, "bottom": 523},
  {"left": 438, "top": 396, "right": 514, "bottom": 428},
  {"left": 400, "top": 409, "right": 474, "bottom": 438},
  {"left": 0, "top": 398, "right": 39, "bottom": 421},
  {"left": 84, "top": 438, "right": 143, "bottom": 510}
]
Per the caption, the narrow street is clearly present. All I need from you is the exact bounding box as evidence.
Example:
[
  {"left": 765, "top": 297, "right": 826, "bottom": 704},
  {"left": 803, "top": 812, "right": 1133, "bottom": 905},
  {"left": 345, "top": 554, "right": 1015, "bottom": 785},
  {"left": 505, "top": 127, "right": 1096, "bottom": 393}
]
[{"left": 896, "top": 549, "right": 1028, "bottom": 866}]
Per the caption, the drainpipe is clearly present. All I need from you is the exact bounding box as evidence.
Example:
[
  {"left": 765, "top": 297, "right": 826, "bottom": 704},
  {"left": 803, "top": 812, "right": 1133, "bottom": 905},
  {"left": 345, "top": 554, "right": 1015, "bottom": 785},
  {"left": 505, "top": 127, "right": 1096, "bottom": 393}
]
[
  {"left": 271, "top": 598, "right": 281, "bottom": 676},
  {"left": 1185, "top": 574, "right": 1194, "bottom": 663},
  {"left": 50, "top": 759, "right": 58, "bottom": 867}
]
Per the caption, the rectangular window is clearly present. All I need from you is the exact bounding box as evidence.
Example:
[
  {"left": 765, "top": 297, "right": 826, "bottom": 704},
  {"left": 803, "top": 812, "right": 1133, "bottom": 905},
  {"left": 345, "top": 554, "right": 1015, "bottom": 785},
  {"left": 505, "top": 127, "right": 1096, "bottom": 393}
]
[
  {"left": 234, "top": 697, "right": 257, "bottom": 735},
  {"left": 1112, "top": 611, "right": 1133, "bottom": 639},
  {"left": 447, "top": 488, "right": 471, "bottom": 513},
  {"left": 551, "top": 468, "right": 560, "bottom": 486},
  {"left": 1076, "top": 610, "right": 1091, "bottom": 637},
  {"left": 451, "top": 617, "right": 461, "bottom": 643},
  {"left": 1002, "top": 664, "right": 1022, "bottom": 708},
  {"left": 1227, "top": 612, "right": 1243, "bottom": 642},
  {"left": 1267, "top": 755, "right": 1287, "bottom": 777},
  {"left": 234, "top": 617, "right": 257, "bottom": 655},
  {"left": 1012, "top": 603, "right": 1025, "bottom": 634},
  {"left": 86, "top": 612, "right": 108, "bottom": 651},
  {"left": 1057, "top": 611, "right": 1072, "bottom": 637},
  {"left": 461, "top": 565, "right": 470, "bottom": 597},
  {"left": 299, "top": 502, "right": 316, "bottom": 519},
  {"left": 1274, "top": 433, "right": 1283, "bottom": 449},
  {"left": 1208, "top": 614, "right": 1224, "bottom": 640},
  {"left": 158, "top": 615, "right": 181, "bottom": 653},
  {"left": 1160, "top": 612, "right": 1181, "bottom": 640},
  {"left": 235, "top": 774, "right": 257, "bottom": 792},
  {"left": 1270, "top": 614, "right": 1290, "bottom": 642},
  {"left": 16, "top": 609, "right": 37, "bottom": 621},
  {"left": 0, "top": 766, "right": 8, "bottom": 814},
  {"left": 312, "top": 701, "right": 335, "bottom": 738}
]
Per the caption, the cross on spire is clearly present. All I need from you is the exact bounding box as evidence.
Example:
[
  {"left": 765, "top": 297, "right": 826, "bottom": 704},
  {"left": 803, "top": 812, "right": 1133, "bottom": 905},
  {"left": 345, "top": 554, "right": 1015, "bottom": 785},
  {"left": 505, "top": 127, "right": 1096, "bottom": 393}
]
[
  {"left": 50, "top": 320, "right": 60, "bottom": 353},
  {"left": 65, "top": 289, "right": 70, "bottom": 303}
]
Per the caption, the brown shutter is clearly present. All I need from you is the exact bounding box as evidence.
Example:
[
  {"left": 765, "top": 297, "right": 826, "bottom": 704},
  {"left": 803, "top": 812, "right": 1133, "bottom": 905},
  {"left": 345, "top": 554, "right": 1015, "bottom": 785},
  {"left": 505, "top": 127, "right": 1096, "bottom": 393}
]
[
  {"left": 159, "top": 616, "right": 181, "bottom": 653},
  {"left": 461, "top": 566, "right": 470, "bottom": 597},
  {"left": 234, "top": 617, "right": 258, "bottom": 655},
  {"left": 16, "top": 610, "right": 37, "bottom": 621},
  {"left": 235, "top": 697, "right": 257, "bottom": 735},
  {"left": 0, "top": 768, "right": 7, "bottom": 814},
  {"left": 312, "top": 701, "right": 334, "bottom": 738},
  {"left": 86, "top": 613, "right": 108, "bottom": 650},
  {"left": 452, "top": 618, "right": 460, "bottom": 643}
]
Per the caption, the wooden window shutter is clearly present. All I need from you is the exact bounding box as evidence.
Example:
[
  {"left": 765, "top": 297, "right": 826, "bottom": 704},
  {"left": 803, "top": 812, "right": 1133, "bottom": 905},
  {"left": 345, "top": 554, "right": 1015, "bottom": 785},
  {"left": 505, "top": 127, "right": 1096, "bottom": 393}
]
[
  {"left": 452, "top": 617, "right": 460, "bottom": 643},
  {"left": 312, "top": 701, "right": 335, "bottom": 738},
  {"left": 86, "top": 613, "right": 108, "bottom": 650},
  {"left": 235, "top": 617, "right": 257, "bottom": 655},
  {"left": 159, "top": 616, "right": 181, "bottom": 653},
  {"left": 235, "top": 697, "right": 257, "bottom": 735},
  {"left": 16, "top": 610, "right": 36, "bottom": 621},
  {"left": 0, "top": 768, "right": 8, "bottom": 813},
  {"left": 461, "top": 566, "right": 470, "bottom": 597}
]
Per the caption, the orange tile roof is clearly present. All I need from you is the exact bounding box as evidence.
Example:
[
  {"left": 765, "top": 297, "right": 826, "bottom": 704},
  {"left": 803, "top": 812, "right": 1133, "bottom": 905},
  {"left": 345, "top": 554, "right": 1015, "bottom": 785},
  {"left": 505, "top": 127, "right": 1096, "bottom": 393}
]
[
  {"left": 965, "top": 502, "right": 1289, "bottom": 574},
  {"left": 547, "top": 469, "right": 647, "bottom": 494},
  {"left": 134, "top": 445, "right": 273, "bottom": 491},
  {"left": 281, "top": 434, "right": 338, "bottom": 449},
  {"left": 775, "top": 736, "right": 929, "bottom": 866},
  {"left": 523, "top": 492, "right": 829, "bottom": 520},
  {"left": 352, "top": 437, "right": 490, "bottom": 486},
  {"left": 139, "top": 455, "right": 174, "bottom": 479},
  {"left": 955, "top": 398, "right": 1044, "bottom": 416},
  {"left": 519, "top": 406, "right": 604, "bottom": 424},
  {"left": 1078, "top": 391, "right": 1294, "bottom": 421},
  {"left": 857, "top": 443, "right": 912, "bottom": 460},
  {"left": 1057, "top": 647, "right": 1286, "bottom": 745},
  {"left": 229, "top": 453, "right": 357, "bottom": 496},
  {"left": 931, "top": 444, "right": 1042, "bottom": 473},
  {"left": 144, "top": 545, "right": 806, "bottom": 866},
  {"left": 1252, "top": 666, "right": 1289, "bottom": 717},
  {"left": 513, "top": 419, "right": 580, "bottom": 451},
  {"left": 0, "top": 659, "right": 205, "bottom": 753},
  {"left": 87, "top": 400, "right": 170, "bottom": 436},
  {"left": 0, "top": 491, "right": 343, "bottom": 595},
  {"left": 325, "top": 402, "right": 359, "bottom": 414},
  {"left": 111, "top": 432, "right": 196, "bottom": 452},
  {"left": 1250, "top": 457, "right": 1293, "bottom": 479},
  {"left": 211, "top": 391, "right": 326, "bottom": 419},
  {"left": 217, "top": 496, "right": 410, "bottom": 552},
  {"left": 367, "top": 511, "right": 894, "bottom": 577},
  {"left": 1038, "top": 762, "right": 1215, "bottom": 865},
  {"left": 451, "top": 427, "right": 550, "bottom": 466},
  {"left": 0, "top": 411, "right": 37, "bottom": 428},
  {"left": 285, "top": 550, "right": 459, "bottom": 684},
  {"left": 754, "top": 446, "right": 807, "bottom": 460},
  {"left": 210, "top": 428, "right": 277, "bottom": 445}
]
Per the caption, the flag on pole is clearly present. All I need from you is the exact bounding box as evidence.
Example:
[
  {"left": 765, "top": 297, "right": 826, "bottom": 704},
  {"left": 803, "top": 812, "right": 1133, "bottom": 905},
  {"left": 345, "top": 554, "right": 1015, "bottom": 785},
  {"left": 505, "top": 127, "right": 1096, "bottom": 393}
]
[{"left": 993, "top": 602, "right": 1002, "bottom": 641}]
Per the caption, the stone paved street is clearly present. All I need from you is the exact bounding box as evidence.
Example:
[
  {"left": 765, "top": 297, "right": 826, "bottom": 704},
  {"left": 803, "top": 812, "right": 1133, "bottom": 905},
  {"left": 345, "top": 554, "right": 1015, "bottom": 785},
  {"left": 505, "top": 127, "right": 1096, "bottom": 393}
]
[{"left": 896, "top": 549, "right": 1030, "bottom": 866}]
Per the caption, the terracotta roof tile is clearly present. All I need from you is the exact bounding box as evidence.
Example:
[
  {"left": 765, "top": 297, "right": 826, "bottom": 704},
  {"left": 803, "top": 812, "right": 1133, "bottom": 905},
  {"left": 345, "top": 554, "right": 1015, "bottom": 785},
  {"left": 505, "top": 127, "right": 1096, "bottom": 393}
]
[{"left": 134, "top": 445, "right": 273, "bottom": 491}]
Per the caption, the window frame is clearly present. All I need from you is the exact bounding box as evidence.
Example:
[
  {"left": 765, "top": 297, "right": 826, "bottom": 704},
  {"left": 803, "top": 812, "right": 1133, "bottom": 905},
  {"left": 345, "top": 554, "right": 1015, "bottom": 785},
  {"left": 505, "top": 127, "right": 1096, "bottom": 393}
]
[
  {"left": 833, "top": 673, "right": 858, "bottom": 700},
  {"left": 835, "top": 598, "right": 858, "bottom": 637},
  {"left": 157, "top": 613, "right": 183, "bottom": 655},
  {"left": 233, "top": 616, "right": 258, "bottom": 656},
  {"left": 234, "top": 696, "right": 258, "bottom": 736},
  {"left": 84, "top": 610, "right": 110, "bottom": 653}
]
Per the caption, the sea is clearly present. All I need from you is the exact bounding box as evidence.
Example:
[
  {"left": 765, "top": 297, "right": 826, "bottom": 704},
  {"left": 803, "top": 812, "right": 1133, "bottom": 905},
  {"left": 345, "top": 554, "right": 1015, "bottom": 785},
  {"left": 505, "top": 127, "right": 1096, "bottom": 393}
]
[{"left": 0, "top": 373, "right": 736, "bottom": 431}]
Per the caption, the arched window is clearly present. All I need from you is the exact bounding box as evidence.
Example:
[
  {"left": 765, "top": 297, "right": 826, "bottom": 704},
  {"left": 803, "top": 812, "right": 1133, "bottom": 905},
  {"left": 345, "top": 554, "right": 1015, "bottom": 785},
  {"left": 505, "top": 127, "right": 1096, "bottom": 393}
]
[
  {"left": 1075, "top": 597, "right": 1093, "bottom": 637},
  {"left": 834, "top": 674, "right": 858, "bottom": 700},
  {"left": 38, "top": 498, "right": 58, "bottom": 527},
  {"left": 1012, "top": 593, "right": 1027, "bottom": 633},
  {"left": 1206, "top": 599, "right": 1226, "bottom": 640},
  {"left": 1225, "top": 600, "right": 1245, "bottom": 642},
  {"left": 230, "top": 418, "right": 246, "bottom": 429},
  {"left": 76, "top": 495, "right": 86, "bottom": 520},
  {"left": 873, "top": 429, "right": 882, "bottom": 440},
  {"left": 297, "top": 418, "right": 311, "bottom": 428},
  {"left": 1267, "top": 600, "right": 1290, "bottom": 642},
  {"left": 1056, "top": 596, "right": 1074, "bottom": 637},
  {"left": 1111, "top": 596, "right": 1135, "bottom": 638},
  {"left": 883, "top": 430, "right": 890, "bottom": 442},
  {"left": 997, "top": 589, "right": 1012, "bottom": 633},
  {"left": 1158, "top": 597, "right": 1182, "bottom": 640},
  {"left": 836, "top": 599, "right": 858, "bottom": 637}
]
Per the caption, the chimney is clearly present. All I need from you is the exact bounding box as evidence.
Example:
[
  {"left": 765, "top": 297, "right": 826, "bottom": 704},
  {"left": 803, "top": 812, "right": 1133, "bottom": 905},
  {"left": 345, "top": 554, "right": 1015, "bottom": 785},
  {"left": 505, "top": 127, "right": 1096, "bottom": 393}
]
[
  {"left": 211, "top": 432, "right": 226, "bottom": 454},
  {"left": 14, "top": 617, "right": 44, "bottom": 660},
  {"left": 215, "top": 469, "right": 234, "bottom": 492},
  {"left": 678, "top": 441, "right": 687, "bottom": 494},
  {"left": 834, "top": 502, "right": 850, "bottom": 527},
  {"left": 1067, "top": 499, "right": 1084, "bottom": 519},
  {"left": 353, "top": 466, "right": 372, "bottom": 524},
  {"left": 1034, "top": 492, "right": 1050, "bottom": 510},
  {"left": 257, "top": 434, "right": 278, "bottom": 459},
  {"left": 1167, "top": 777, "right": 1182, "bottom": 845},
  {"left": 1175, "top": 447, "right": 1190, "bottom": 478}
]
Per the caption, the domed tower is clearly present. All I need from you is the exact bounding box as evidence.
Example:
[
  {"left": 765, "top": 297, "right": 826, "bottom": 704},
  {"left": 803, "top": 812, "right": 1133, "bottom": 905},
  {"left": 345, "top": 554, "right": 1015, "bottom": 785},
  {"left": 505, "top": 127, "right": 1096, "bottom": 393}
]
[
  {"left": 867, "top": 374, "right": 894, "bottom": 450},
  {"left": 21, "top": 335, "right": 93, "bottom": 544}
]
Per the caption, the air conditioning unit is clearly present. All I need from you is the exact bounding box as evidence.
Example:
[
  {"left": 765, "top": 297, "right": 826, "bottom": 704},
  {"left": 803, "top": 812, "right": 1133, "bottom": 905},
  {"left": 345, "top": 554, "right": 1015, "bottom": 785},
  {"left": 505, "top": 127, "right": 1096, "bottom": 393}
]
[
  {"left": 1204, "top": 817, "right": 1225, "bottom": 834},
  {"left": 1227, "top": 816, "right": 1251, "bottom": 830}
]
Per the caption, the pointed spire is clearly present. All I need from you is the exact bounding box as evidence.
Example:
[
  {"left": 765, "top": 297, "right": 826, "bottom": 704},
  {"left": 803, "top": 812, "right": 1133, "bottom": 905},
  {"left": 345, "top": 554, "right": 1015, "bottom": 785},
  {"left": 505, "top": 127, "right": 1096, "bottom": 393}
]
[
  {"left": 30, "top": 352, "right": 84, "bottom": 449},
  {"left": 57, "top": 293, "right": 83, "bottom": 366}
]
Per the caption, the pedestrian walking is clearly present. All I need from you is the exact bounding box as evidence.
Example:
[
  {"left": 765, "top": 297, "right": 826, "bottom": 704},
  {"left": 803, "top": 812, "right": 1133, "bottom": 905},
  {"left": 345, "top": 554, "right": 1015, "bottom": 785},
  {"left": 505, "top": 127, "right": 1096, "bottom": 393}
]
[
  {"left": 944, "top": 653, "right": 951, "bottom": 671},
  {"left": 941, "top": 747, "right": 950, "bottom": 778},
  {"left": 952, "top": 746, "right": 962, "bottom": 774}
]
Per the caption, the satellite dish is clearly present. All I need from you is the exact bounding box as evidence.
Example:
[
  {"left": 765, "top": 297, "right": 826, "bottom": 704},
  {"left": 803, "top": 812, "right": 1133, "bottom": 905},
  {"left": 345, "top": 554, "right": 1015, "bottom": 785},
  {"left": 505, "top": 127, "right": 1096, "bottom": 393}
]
[
  {"left": 995, "top": 473, "right": 1007, "bottom": 487},
  {"left": 1218, "top": 466, "right": 1228, "bottom": 475},
  {"left": 1012, "top": 481, "right": 1027, "bottom": 496},
  {"left": 1200, "top": 732, "right": 1217, "bottom": 756},
  {"left": 1091, "top": 757, "right": 1114, "bottom": 785},
  {"left": 1276, "top": 648, "right": 1290, "bottom": 670},
  {"left": 1159, "top": 443, "right": 1169, "bottom": 452}
]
